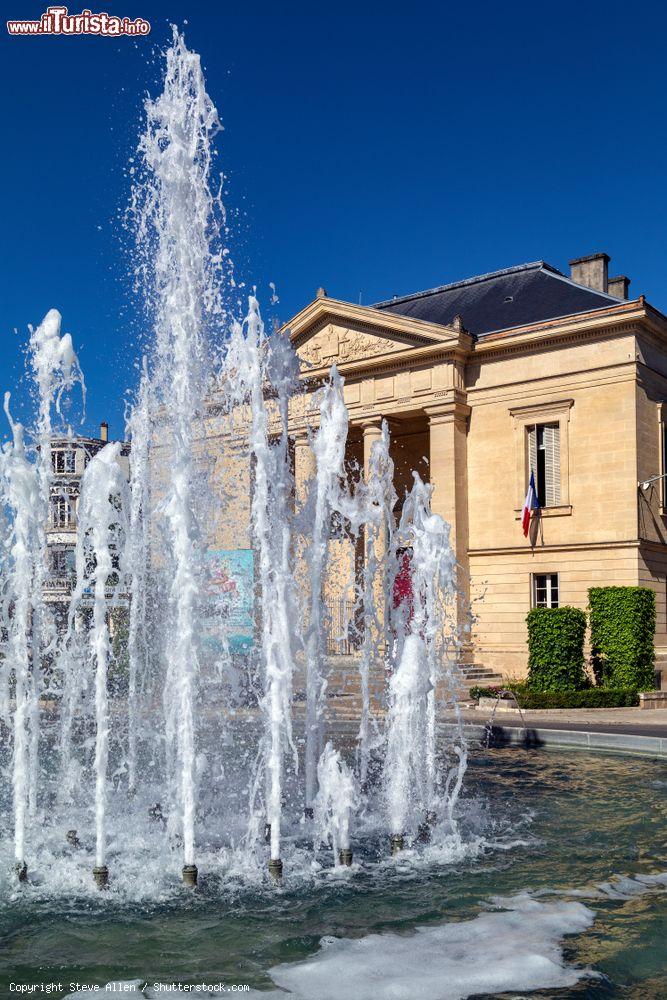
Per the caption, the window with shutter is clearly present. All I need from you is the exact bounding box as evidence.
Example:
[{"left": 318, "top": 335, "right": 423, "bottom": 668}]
[
  {"left": 527, "top": 426, "right": 537, "bottom": 483},
  {"left": 527, "top": 422, "right": 560, "bottom": 507},
  {"left": 544, "top": 423, "right": 561, "bottom": 506}
]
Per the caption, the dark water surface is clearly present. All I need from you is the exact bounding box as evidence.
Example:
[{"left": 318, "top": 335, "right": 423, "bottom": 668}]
[{"left": 1, "top": 747, "right": 665, "bottom": 998}]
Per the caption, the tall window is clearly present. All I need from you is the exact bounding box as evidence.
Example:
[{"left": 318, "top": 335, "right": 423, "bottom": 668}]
[
  {"left": 527, "top": 423, "right": 561, "bottom": 507},
  {"left": 50, "top": 495, "right": 73, "bottom": 527},
  {"left": 51, "top": 449, "right": 75, "bottom": 474},
  {"left": 533, "top": 573, "right": 559, "bottom": 608}
]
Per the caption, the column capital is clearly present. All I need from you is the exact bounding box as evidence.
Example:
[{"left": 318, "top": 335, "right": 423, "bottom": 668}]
[
  {"left": 291, "top": 427, "right": 312, "bottom": 444},
  {"left": 424, "top": 397, "right": 471, "bottom": 424},
  {"left": 359, "top": 417, "right": 384, "bottom": 435}
]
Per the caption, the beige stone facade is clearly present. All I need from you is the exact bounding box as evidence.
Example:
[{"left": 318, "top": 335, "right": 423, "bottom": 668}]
[{"left": 206, "top": 258, "right": 667, "bottom": 688}]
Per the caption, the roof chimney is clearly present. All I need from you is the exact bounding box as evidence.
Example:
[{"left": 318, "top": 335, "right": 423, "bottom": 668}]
[
  {"left": 607, "top": 275, "right": 630, "bottom": 300},
  {"left": 100, "top": 421, "right": 108, "bottom": 443},
  {"left": 569, "top": 253, "right": 610, "bottom": 293}
]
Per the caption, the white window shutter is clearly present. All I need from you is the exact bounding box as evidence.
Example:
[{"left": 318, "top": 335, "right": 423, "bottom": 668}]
[
  {"left": 544, "top": 423, "right": 561, "bottom": 506},
  {"left": 527, "top": 425, "right": 537, "bottom": 484}
]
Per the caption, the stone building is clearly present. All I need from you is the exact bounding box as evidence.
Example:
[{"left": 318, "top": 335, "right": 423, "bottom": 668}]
[
  {"left": 208, "top": 252, "right": 667, "bottom": 689},
  {"left": 44, "top": 422, "right": 130, "bottom": 621}
]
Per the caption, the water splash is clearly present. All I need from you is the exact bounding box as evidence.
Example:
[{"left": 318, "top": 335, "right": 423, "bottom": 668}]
[
  {"left": 304, "top": 368, "right": 349, "bottom": 810},
  {"left": 314, "top": 742, "right": 359, "bottom": 864},
  {"left": 384, "top": 473, "right": 464, "bottom": 842},
  {"left": 71, "top": 443, "right": 129, "bottom": 869},
  {"left": 357, "top": 421, "right": 396, "bottom": 787},
  {"left": 225, "top": 295, "right": 300, "bottom": 865},
  {"left": 124, "top": 360, "right": 151, "bottom": 794},
  {"left": 131, "top": 27, "right": 225, "bottom": 870},
  {"left": 0, "top": 397, "right": 40, "bottom": 871}
]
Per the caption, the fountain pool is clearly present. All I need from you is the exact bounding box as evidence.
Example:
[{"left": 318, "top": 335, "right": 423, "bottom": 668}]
[{"left": 1, "top": 746, "right": 666, "bottom": 998}]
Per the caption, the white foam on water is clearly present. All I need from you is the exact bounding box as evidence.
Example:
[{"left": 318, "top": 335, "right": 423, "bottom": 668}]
[
  {"left": 63, "top": 893, "right": 597, "bottom": 999},
  {"left": 267, "top": 895, "right": 596, "bottom": 1000}
]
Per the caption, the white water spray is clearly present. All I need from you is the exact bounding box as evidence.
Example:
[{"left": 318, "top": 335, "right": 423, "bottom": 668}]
[
  {"left": 0, "top": 398, "right": 40, "bottom": 870},
  {"left": 71, "top": 443, "right": 129, "bottom": 869},
  {"left": 28, "top": 308, "right": 85, "bottom": 813},
  {"left": 304, "top": 368, "right": 349, "bottom": 810},
  {"left": 132, "top": 28, "right": 224, "bottom": 871},
  {"left": 384, "top": 473, "right": 463, "bottom": 841},
  {"left": 225, "top": 296, "right": 300, "bottom": 865},
  {"left": 125, "top": 361, "right": 151, "bottom": 794},
  {"left": 357, "top": 421, "right": 396, "bottom": 786},
  {"left": 314, "top": 742, "right": 359, "bottom": 864}
]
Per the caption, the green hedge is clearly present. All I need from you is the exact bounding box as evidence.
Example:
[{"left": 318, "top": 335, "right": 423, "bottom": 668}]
[
  {"left": 588, "top": 587, "right": 656, "bottom": 689},
  {"left": 526, "top": 606, "right": 588, "bottom": 691},
  {"left": 469, "top": 685, "right": 640, "bottom": 709}
]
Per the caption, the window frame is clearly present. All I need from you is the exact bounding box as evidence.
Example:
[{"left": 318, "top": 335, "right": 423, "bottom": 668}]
[
  {"left": 51, "top": 449, "right": 76, "bottom": 474},
  {"left": 532, "top": 572, "right": 560, "bottom": 609},
  {"left": 50, "top": 494, "right": 73, "bottom": 527},
  {"left": 659, "top": 403, "right": 667, "bottom": 515},
  {"left": 510, "top": 399, "right": 573, "bottom": 520}
]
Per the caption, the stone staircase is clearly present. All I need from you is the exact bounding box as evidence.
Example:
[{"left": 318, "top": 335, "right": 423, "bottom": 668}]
[
  {"left": 458, "top": 662, "right": 504, "bottom": 688},
  {"left": 291, "top": 655, "right": 503, "bottom": 721}
]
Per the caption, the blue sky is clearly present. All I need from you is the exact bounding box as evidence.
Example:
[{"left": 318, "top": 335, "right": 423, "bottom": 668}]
[{"left": 1, "top": 1, "right": 666, "bottom": 437}]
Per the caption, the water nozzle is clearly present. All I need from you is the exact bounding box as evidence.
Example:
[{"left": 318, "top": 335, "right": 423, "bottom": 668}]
[
  {"left": 182, "top": 864, "right": 198, "bottom": 888},
  {"left": 92, "top": 865, "right": 109, "bottom": 890},
  {"left": 14, "top": 861, "right": 27, "bottom": 883},
  {"left": 390, "top": 834, "right": 404, "bottom": 856},
  {"left": 338, "top": 848, "right": 353, "bottom": 867},
  {"left": 268, "top": 858, "right": 283, "bottom": 881}
]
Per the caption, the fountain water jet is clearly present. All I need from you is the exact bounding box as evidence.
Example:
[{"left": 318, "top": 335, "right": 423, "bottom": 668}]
[
  {"left": 384, "top": 472, "right": 463, "bottom": 851},
  {"left": 225, "top": 295, "right": 300, "bottom": 876},
  {"left": 132, "top": 27, "right": 225, "bottom": 882},
  {"left": 314, "top": 742, "right": 359, "bottom": 867},
  {"left": 357, "top": 421, "right": 396, "bottom": 787},
  {"left": 28, "top": 308, "right": 85, "bottom": 816},
  {"left": 0, "top": 398, "right": 40, "bottom": 881},
  {"left": 124, "top": 360, "right": 151, "bottom": 796},
  {"left": 304, "top": 368, "right": 349, "bottom": 812},
  {"left": 70, "top": 442, "right": 129, "bottom": 886}
]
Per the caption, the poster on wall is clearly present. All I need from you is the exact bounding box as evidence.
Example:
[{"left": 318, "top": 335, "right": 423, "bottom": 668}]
[{"left": 203, "top": 549, "right": 254, "bottom": 656}]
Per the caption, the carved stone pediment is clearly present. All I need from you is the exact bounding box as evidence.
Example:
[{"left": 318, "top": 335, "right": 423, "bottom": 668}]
[
  {"left": 288, "top": 298, "right": 466, "bottom": 374},
  {"left": 297, "top": 322, "right": 416, "bottom": 368}
]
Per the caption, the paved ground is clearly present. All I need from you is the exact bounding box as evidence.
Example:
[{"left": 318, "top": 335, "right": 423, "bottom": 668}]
[{"left": 448, "top": 706, "right": 667, "bottom": 739}]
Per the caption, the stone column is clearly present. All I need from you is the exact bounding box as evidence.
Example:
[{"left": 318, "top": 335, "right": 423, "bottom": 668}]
[
  {"left": 425, "top": 399, "right": 471, "bottom": 652},
  {"left": 293, "top": 429, "right": 316, "bottom": 507},
  {"left": 292, "top": 429, "right": 316, "bottom": 699},
  {"left": 361, "top": 419, "right": 388, "bottom": 650},
  {"left": 362, "top": 420, "right": 384, "bottom": 483}
]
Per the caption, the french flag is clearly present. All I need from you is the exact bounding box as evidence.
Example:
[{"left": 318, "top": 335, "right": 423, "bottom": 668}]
[{"left": 522, "top": 470, "right": 540, "bottom": 536}]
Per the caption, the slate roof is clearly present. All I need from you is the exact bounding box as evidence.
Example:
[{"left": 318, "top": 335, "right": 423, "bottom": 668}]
[{"left": 373, "top": 262, "right": 623, "bottom": 338}]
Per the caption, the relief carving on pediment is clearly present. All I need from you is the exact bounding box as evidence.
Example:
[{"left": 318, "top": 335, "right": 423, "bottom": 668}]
[{"left": 297, "top": 324, "right": 405, "bottom": 367}]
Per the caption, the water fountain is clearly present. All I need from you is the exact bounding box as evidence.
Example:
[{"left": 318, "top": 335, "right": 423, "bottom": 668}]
[{"left": 0, "top": 27, "right": 467, "bottom": 896}]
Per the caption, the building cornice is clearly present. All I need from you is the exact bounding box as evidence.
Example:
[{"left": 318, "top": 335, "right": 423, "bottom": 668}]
[
  {"left": 286, "top": 296, "right": 462, "bottom": 346},
  {"left": 471, "top": 300, "right": 650, "bottom": 362}
]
